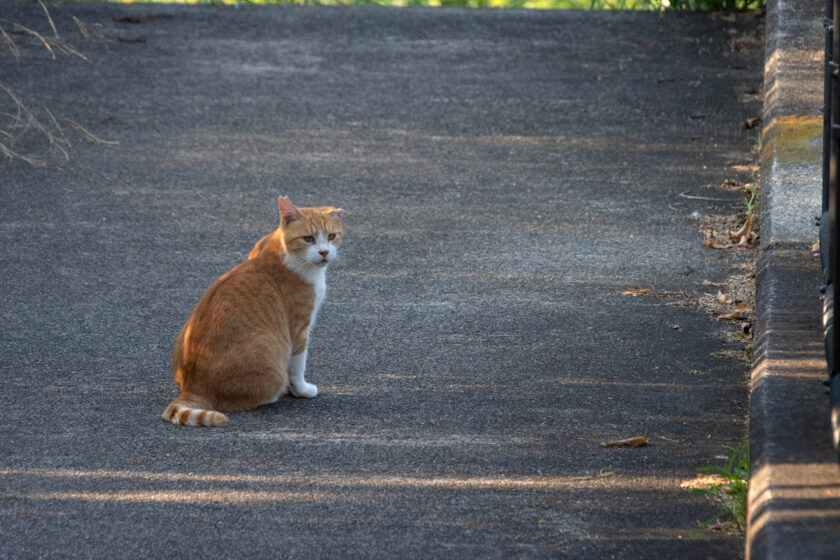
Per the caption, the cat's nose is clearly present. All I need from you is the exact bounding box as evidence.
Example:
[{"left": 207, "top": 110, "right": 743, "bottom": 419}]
[{"left": 319, "top": 250, "right": 329, "bottom": 258}]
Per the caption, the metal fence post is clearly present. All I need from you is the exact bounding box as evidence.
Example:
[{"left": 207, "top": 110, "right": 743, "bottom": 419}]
[
  {"left": 823, "top": 1, "right": 834, "bottom": 277},
  {"left": 826, "top": 0, "right": 834, "bottom": 220},
  {"left": 829, "top": 0, "right": 840, "bottom": 452},
  {"left": 832, "top": 0, "right": 839, "bottom": 286}
]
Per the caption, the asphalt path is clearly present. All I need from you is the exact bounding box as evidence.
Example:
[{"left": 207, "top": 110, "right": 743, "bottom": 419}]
[{"left": 0, "top": 4, "right": 763, "bottom": 558}]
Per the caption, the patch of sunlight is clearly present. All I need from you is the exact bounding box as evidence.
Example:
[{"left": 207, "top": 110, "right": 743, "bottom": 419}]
[
  {"left": 1, "top": 467, "right": 677, "bottom": 491},
  {"left": 20, "top": 489, "right": 323, "bottom": 504},
  {"left": 750, "top": 354, "right": 827, "bottom": 387},
  {"left": 240, "top": 429, "right": 532, "bottom": 446},
  {"left": 762, "top": 115, "right": 823, "bottom": 164},
  {"left": 84, "top": 0, "right": 666, "bottom": 10},
  {"left": 749, "top": 462, "right": 840, "bottom": 536},
  {"left": 679, "top": 473, "right": 728, "bottom": 490}
]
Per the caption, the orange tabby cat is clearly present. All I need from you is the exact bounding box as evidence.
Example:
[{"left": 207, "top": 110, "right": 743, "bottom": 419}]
[{"left": 162, "top": 196, "right": 344, "bottom": 427}]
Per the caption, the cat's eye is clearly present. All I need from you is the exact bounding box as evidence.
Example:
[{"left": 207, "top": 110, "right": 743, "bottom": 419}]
[
  {"left": 302, "top": 236, "right": 316, "bottom": 244},
  {"left": 328, "top": 233, "right": 336, "bottom": 241}
]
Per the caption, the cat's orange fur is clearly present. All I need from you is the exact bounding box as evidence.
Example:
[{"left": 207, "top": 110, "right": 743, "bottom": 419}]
[{"left": 162, "top": 197, "right": 344, "bottom": 427}]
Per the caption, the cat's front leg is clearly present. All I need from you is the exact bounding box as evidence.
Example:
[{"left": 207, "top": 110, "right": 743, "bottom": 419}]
[{"left": 288, "top": 348, "right": 318, "bottom": 398}]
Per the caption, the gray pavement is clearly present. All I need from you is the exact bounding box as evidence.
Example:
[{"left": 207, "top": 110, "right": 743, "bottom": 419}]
[
  {"left": 747, "top": 0, "right": 840, "bottom": 558},
  {"left": 1, "top": 3, "right": 766, "bottom": 558}
]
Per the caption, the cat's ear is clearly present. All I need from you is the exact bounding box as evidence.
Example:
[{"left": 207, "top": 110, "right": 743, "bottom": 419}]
[
  {"left": 278, "top": 196, "right": 303, "bottom": 226},
  {"left": 327, "top": 207, "right": 346, "bottom": 220}
]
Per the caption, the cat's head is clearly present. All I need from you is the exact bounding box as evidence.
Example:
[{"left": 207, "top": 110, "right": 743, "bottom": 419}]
[{"left": 278, "top": 196, "right": 345, "bottom": 271}]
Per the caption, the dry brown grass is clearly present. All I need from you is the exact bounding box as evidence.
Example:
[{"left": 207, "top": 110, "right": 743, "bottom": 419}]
[{"left": 0, "top": 1, "right": 116, "bottom": 167}]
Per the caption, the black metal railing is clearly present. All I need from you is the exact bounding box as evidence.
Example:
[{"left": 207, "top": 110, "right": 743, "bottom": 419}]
[{"left": 821, "top": 0, "right": 840, "bottom": 456}]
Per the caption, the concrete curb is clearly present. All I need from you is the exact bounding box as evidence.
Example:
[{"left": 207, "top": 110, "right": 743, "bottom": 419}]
[
  {"left": 747, "top": 0, "right": 840, "bottom": 558},
  {"left": 758, "top": 0, "right": 822, "bottom": 249},
  {"left": 747, "top": 250, "right": 836, "bottom": 559}
]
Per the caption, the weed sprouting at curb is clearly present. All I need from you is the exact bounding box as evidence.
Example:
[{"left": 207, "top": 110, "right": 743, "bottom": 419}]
[
  {"left": 743, "top": 342, "right": 753, "bottom": 362},
  {"left": 690, "top": 438, "right": 749, "bottom": 535},
  {"left": 745, "top": 183, "right": 759, "bottom": 217},
  {"left": 749, "top": 131, "right": 763, "bottom": 152}
]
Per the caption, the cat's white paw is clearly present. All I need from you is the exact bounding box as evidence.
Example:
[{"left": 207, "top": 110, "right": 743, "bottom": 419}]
[{"left": 290, "top": 382, "right": 318, "bottom": 398}]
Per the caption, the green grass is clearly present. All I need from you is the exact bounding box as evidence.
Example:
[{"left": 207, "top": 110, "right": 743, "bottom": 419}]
[
  {"left": 66, "top": 0, "right": 766, "bottom": 10},
  {"left": 691, "top": 438, "right": 750, "bottom": 534}
]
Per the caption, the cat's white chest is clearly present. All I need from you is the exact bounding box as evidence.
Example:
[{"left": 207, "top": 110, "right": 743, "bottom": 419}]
[
  {"left": 282, "top": 253, "right": 328, "bottom": 329},
  {"left": 310, "top": 270, "right": 326, "bottom": 329}
]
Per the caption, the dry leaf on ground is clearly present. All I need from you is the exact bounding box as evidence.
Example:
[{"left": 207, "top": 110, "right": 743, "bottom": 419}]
[
  {"left": 728, "top": 214, "right": 757, "bottom": 247},
  {"left": 719, "top": 311, "right": 749, "bottom": 321},
  {"left": 743, "top": 117, "right": 762, "bottom": 129},
  {"left": 703, "top": 237, "right": 729, "bottom": 250},
  {"left": 600, "top": 437, "right": 648, "bottom": 448},
  {"left": 619, "top": 286, "right": 683, "bottom": 298},
  {"left": 704, "top": 231, "right": 757, "bottom": 251}
]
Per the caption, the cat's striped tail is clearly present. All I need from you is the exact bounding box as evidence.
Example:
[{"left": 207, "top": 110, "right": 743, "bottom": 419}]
[{"left": 162, "top": 397, "right": 228, "bottom": 427}]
